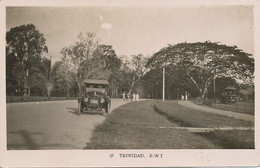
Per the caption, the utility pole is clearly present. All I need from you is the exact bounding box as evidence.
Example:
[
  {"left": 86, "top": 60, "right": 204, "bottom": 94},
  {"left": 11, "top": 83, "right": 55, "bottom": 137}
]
[
  {"left": 213, "top": 69, "right": 216, "bottom": 103},
  {"left": 163, "top": 66, "right": 165, "bottom": 101}
]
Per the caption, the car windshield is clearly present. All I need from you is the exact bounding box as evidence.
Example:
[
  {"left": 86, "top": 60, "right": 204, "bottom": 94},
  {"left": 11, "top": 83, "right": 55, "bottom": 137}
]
[
  {"left": 85, "top": 87, "right": 105, "bottom": 92},
  {"left": 85, "top": 91, "right": 105, "bottom": 97}
]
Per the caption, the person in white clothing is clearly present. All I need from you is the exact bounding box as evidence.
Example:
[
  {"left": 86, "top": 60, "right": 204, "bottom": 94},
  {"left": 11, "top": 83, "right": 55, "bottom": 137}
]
[
  {"left": 136, "top": 93, "right": 139, "bottom": 101},
  {"left": 132, "top": 92, "right": 136, "bottom": 101},
  {"left": 122, "top": 92, "right": 126, "bottom": 101}
]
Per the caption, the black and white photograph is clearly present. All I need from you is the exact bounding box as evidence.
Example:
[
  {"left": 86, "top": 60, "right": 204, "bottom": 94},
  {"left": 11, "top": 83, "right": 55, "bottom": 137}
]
[{"left": 1, "top": 0, "right": 260, "bottom": 167}]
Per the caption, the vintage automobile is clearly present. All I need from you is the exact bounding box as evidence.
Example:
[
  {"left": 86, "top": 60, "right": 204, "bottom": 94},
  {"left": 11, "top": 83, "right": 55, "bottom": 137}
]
[
  {"left": 78, "top": 79, "right": 111, "bottom": 115},
  {"left": 220, "top": 87, "right": 237, "bottom": 104}
]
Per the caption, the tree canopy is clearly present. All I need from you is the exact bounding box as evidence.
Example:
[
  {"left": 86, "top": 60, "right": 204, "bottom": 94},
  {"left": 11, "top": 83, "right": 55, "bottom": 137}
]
[
  {"left": 6, "top": 24, "right": 254, "bottom": 100},
  {"left": 60, "top": 32, "right": 122, "bottom": 96},
  {"left": 6, "top": 24, "right": 48, "bottom": 96},
  {"left": 146, "top": 41, "right": 254, "bottom": 98}
]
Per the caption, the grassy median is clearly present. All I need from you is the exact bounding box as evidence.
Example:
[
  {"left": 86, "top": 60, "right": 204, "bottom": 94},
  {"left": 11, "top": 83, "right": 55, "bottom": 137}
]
[
  {"left": 155, "top": 100, "right": 254, "bottom": 149},
  {"left": 85, "top": 100, "right": 254, "bottom": 149},
  {"left": 155, "top": 100, "right": 254, "bottom": 128},
  {"left": 85, "top": 100, "right": 219, "bottom": 149},
  {"left": 195, "top": 130, "right": 254, "bottom": 149}
]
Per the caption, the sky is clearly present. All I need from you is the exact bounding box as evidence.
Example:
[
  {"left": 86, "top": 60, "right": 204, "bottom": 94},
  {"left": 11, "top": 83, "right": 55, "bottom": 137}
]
[{"left": 6, "top": 6, "right": 254, "bottom": 64}]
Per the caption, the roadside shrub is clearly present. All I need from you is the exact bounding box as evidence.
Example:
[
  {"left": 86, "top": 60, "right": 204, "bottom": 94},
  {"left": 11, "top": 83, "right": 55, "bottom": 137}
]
[{"left": 6, "top": 96, "right": 76, "bottom": 103}]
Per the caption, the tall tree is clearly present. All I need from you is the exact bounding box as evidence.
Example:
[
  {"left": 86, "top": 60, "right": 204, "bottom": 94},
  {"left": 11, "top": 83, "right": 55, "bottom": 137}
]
[
  {"left": 93, "top": 44, "right": 122, "bottom": 97},
  {"left": 128, "top": 54, "right": 148, "bottom": 94},
  {"left": 147, "top": 41, "right": 254, "bottom": 98},
  {"left": 60, "top": 32, "right": 99, "bottom": 95},
  {"left": 37, "top": 57, "right": 54, "bottom": 97},
  {"left": 52, "top": 61, "right": 75, "bottom": 98},
  {"left": 6, "top": 24, "right": 48, "bottom": 96},
  {"left": 93, "top": 44, "right": 121, "bottom": 71},
  {"left": 61, "top": 32, "right": 113, "bottom": 95}
]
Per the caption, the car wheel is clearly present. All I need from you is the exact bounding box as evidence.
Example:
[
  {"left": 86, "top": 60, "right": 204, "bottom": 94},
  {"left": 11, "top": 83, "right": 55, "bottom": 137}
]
[{"left": 78, "top": 102, "right": 82, "bottom": 115}]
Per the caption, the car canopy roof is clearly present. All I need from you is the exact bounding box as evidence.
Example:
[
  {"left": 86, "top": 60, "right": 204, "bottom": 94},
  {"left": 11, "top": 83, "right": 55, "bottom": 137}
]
[{"left": 83, "top": 79, "right": 109, "bottom": 85}]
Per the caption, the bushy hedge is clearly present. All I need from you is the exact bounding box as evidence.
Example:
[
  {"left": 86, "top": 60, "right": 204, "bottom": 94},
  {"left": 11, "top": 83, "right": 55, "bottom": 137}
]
[{"left": 6, "top": 96, "right": 76, "bottom": 103}]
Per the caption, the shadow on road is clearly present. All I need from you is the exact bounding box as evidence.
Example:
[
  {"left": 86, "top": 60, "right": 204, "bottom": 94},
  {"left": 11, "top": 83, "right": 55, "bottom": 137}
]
[
  {"left": 66, "top": 108, "right": 107, "bottom": 117},
  {"left": 8, "top": 130, "right": 41, "bottom": 150},
  {"left": 8, "top": 130, "right": 72, "bottom": 150},
  {"left": 67, "top": 108, "right": 78, "bottom": 115}
]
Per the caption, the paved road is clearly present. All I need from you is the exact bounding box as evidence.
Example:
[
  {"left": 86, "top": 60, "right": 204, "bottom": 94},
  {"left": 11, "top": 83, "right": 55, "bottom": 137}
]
[{"left": 7, "top": 99, "right": 128, "bottom": 150}]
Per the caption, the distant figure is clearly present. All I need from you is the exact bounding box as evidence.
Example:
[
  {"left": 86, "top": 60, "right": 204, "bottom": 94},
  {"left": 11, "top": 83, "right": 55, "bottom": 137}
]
[
  {"left": 133, "top": 93, "right": 136, "bottom": 101},
  {"left": 181, "top": 95, "right": 184, "bottom": 100},
  {"left": 122, "top": 92, "right": 126, "bottom": 101},
  {"left": 127, "top": 93, "right": 130, "bottom": 101},
  {"left": 136, "top": 93, "right": 139, "bottom": 101}
]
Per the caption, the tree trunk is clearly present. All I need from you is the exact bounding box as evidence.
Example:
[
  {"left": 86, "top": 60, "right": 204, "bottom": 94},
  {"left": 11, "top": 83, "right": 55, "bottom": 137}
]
[
  {"left": 78, "top": 81, "right": 82, "bottom": 96},
  {"left": 26, "top": 68, "right": 30, "bottom": 96},
  {"left": 22, "top": 61, "right": 27, "bottom": 97},
  {"left": 115, "top": 88, "right": 118, "bottom": 97},
  {"left": 186, "top": 70, "right": 201, "bottom": 94},
  {"left": 201, "top": 79, "right": 211, "bottom": 98},
  {"left": 76, "top": 76, "right": 83, "bottom": 96},
  {"left": 66, "top": 82, "right": 70, "bottom": 98},
  {"left": 177, "top": 87, "right": 179, "bottom": 100},
  {"left": 129, "top": 74, "right": 139, "bottom": 94},
  {"left": 155, "top": 87, "right": 158, "bottom": 99},
  {"left": 28, "top": 87, "right": 30, "bottom": 97}
]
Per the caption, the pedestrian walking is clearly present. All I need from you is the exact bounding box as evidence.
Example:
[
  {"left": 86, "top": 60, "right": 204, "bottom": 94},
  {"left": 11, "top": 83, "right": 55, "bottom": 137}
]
[
  {"left": 181, "top": 95, "right": 184, "bottom": 100},
  {"left": 133, "top": 92, "right": 136, "bottom": 101},
  {"left": 136, "top": 93, "right": 139, "bottom": 101},
  {"left": 122, "top": 92, "right": 126, "bottom": 101}
]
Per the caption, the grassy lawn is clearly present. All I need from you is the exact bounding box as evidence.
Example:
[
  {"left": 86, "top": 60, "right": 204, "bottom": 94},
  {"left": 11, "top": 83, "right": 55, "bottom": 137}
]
[
  {"left": 195, "top": 130, "right": 254, "bottom": 149},
  {"left": 155, "top": 100, "right": 254, "bottom": 149},
  {"left": 85, "top": 100, "right": 254, "bottom": 149},
  {"left": 191, "top": 100, "right": 254, "bottom": 115},
  {"left": 155, "top": 100, "right": 254, "bottom": 128},
  {"left": 85, "top": 100, "right": 220, "bottom": 149}
]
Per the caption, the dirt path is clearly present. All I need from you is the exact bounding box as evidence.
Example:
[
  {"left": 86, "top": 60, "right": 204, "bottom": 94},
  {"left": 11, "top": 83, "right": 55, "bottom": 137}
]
[
  {"left": 178, "top": 100, "right": 254, "bottom": 123},
  {"left": 7, "top": 99, "right": 129, "bottom": 150}
]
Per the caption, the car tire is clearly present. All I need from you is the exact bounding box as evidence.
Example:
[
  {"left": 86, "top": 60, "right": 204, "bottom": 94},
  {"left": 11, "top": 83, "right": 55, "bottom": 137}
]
[{"left": 78, "top": 102, "right": 82, "bottom": 115}]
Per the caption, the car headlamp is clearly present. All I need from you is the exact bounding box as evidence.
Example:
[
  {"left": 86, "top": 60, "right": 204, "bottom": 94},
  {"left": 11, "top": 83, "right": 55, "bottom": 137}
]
[
  {"left": 100, "top": 98, "right": 105, "bottom": 103},
  {"left": 84, "top": 98, "right": 89, "bottom": 102}
]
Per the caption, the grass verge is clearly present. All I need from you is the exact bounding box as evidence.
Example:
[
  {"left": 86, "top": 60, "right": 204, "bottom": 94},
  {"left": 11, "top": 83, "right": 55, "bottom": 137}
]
[
  {"left": 155, "top": 100, "right": 254, "bottom": 149},
  {"left": 155, "top": 100, "right": 254, "bottom": 128},
  {"left": 191, "top": 99, "right": 254, "bottom": 115},
  {"left": 85, "top": 100, "right": 220, "bottom": 149},
  {"left": 195, "top": 130, "right": 254, "bottom": 149}
]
